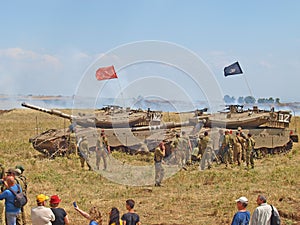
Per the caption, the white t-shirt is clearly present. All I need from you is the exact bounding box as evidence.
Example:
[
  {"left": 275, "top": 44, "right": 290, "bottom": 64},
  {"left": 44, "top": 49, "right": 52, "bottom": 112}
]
[{"left": 31, "top": 205, "right": 55, "bottom": 225}]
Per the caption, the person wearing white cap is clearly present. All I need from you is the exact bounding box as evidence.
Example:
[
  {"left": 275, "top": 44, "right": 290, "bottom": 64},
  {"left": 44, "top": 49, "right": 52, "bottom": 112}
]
[{"left": 231, "top": 196, "right": 250, "bottom": 225}]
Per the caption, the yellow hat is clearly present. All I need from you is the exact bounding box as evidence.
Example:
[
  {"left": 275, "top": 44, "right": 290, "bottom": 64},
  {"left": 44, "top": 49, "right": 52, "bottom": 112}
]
[{"left": 36, "top": 194, "right": 49, "bottom": 203}]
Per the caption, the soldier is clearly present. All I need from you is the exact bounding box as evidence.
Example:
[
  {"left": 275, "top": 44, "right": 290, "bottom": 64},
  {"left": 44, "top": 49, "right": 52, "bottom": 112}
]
[
  {"left": 234, "top": 132, "right": 244, "bottom": 166},
  {"left": 199, "top": 131, "right": 213, "bottom": 170},
  {"left": 217, "top": 129, "right": 225, "bottom": 163},
  {"left": 245, "top": 133, "right": 255, "bottom": 169},
  {"left": 0, "top": 163, "right": 5, "bottom": 225},
  {"left": 95, "top": 130, "right": 110, "bottom": 171},
  {"left": 78, "top": 136, "right": 92, "bottom": 170},
  {"left": 68, "top": 129, "right": 77, "bottom": 156},
  {"left": 170, "top": 133, "right": 180, "bottom": 165},
  {"left": 154, "top": 142, "right": 165, "bottom": 187},
  {"left": 238, "top": 127, "right": 247, "bottom": 161},
  {"left": 228, "top": 130, "right": 235, "bottom": 164},
  {"left": 14, "top": 166, "right": 27, "bottom": 225},
  {"left": 197, "top": 133, "right": 204, "bottom": 160},
  {"left": 178, "top": 131, "right": 192, "bottom": 166},
  {"left": 221, "top": 130, "right": 231, "bottom": 168}
]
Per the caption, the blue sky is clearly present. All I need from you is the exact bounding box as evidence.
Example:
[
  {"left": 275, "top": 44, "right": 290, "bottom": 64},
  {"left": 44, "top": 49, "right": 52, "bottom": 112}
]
[{"left": 0, "top": 0, "right": 300, "bottom": 103}]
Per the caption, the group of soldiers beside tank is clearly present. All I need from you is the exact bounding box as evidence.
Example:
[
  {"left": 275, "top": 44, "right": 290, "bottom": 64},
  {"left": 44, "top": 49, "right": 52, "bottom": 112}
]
[
  {"left": 67, "top": 126, "right": 110, "bottom": 171},
  {"left": 218, "top": 127, "right": 256, "bottom": 169},
  {"left": 167, "top": 126, "right": 256, "bottom": 170}
]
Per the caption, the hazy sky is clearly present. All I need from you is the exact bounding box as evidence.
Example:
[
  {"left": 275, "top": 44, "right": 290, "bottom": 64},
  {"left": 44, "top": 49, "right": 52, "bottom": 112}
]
[{"left": 1, "top": 0, "right": 300, "bottom": 103}]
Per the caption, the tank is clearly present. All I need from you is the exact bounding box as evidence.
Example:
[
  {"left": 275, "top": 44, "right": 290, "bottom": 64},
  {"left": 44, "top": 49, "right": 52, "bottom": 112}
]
[
  {"left": 190, "top": 105, "right": 298, "bottom": 158},
  {"left": 22, "top": 102, "right": 203, "bottom": 158}
]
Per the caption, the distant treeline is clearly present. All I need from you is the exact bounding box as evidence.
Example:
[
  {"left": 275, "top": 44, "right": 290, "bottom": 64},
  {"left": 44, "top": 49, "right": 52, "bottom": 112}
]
[{"left": 224, "top": 95, "right": 280, "bottom": 104}]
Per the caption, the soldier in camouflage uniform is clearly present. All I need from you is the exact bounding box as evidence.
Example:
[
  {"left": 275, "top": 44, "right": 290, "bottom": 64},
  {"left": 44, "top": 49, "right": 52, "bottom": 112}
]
[
  {"left": 170, "top": 133, "right": 180, "bottom": 165},
  {"left": 78, "top": 136, "right": 92, "bottom": 170},
  {"left": 180, "top": 131, "right": 192, "bottom": 166},
  {"left": 154, "top": 142, "right": 165, "bottom": 186},
  {"left": 228, "top": 130, "right": 235, "bottom": 164},
  {"left": 234, "top": 132, "right": 244, "bottom": 166},
  {"left": 238, "top": 127, "right": 247, "bottom": 161},
  {"left": 95, "top": 130, "right": 110, "bottom": 171},
  {"left": 0, "top": 163, "right": 5, "bottom": 225},
  {"left": 14, "top": 166, "right": 27, "bottom": 225},
  {"left": 68, "top": 129, "right": 77, "bottom": 156},
  {"left": 245, "top": 133, "right": 255, "bottom": 169},
  {"left": 199, "top": 131, "right": 213, "bottom": 170},
  {"left": 222, "top": 130, "right": 231, "bottom": 168}
]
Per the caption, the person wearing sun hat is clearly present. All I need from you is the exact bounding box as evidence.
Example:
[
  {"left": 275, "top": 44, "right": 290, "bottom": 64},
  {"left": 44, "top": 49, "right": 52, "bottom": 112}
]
[
  {"left": 31, "top": 194, "right": 55, "bottom": 225},
  {"left": 231, "top": 196, "right": 250, "bottom": 225},
  {"left": 50, "top": 195, "right": 69, "bottom": 225}
]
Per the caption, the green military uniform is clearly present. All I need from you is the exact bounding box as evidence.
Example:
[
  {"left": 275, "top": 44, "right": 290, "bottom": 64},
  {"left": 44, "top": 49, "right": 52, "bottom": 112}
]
[
  {"left": 0, "top": 163, "right": 5, "bottom": 225},
  {"left": 246, "top": 135, "right": 255, "bottom": 168},
  {"left": 222, "top": 132, "right": 231, "bottom": 167},
  {"left": 15, "top": 169, "right": 27, "bottom": 225},
  {"left": 234, "top": 133, "right": 244, "bottom": 166},
  {"left": 200, "top": 135, "right": 213, "bottom": 170},
  {"left": 154, "top": 144, "right": 165, "bottom": 186},
  {"left": 191, "top": 147, "right": 200, "bottom": 163},
  {"left": 68, "top": 131, "right": 77, "bottom": 155},
  {"left": 95, "top": 135, "right": 109, "bottom": 170},
  {"left": 170, "top": 135, "right": 179, "bottom": 164},
  {"left": 228, "top": 132, "right": 235, "bottom": 163},
  {"left": 78, "top": 137, "right": 92, "bottom": 170}
]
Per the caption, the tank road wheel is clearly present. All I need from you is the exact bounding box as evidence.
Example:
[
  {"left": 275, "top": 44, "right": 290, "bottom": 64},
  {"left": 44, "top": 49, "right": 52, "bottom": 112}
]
[
  {"left": 258, "top": 148, "right": 268, "bottom": 158},
  {"left": 282, "top": 140, "right": 293, "bottom": 154}
]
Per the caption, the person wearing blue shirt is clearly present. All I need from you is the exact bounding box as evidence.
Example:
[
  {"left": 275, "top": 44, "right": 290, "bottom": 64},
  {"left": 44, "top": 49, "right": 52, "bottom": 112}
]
[
  {"left": 231, "top": 196, "right": 250, "bottom": 225},
  {"left": 0, "top": 176, "right": 21, "bottom": 225}
]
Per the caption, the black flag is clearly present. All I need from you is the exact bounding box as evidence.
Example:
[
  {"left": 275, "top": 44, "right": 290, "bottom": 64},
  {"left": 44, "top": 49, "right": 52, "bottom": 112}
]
[{"left": 224, "top": 61, "right": 243, "bottom": 77}]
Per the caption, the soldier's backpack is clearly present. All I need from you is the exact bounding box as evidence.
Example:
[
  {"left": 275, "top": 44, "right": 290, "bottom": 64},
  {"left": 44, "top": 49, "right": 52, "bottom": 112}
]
[
  {"left": 270, "top": 205, "right": 281, "bottom": 225},
  {"left": 8, "top": 184, "right": 28, "bottom": 208}
]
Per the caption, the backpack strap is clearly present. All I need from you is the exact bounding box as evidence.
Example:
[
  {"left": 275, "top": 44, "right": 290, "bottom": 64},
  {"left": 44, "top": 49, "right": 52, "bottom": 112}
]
[
  {"left": 270, "top": 204, "right": 274, "bottom": 212},
  {"left": 8, "top": 184, "right": 21, "bottom": 196}
]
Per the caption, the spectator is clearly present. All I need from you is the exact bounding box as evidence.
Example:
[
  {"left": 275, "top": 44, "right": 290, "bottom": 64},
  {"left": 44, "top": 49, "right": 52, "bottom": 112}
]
[
  {"left": 31, "top": 194, "right": 55, "bottom": 225},
  {"left": 121, "top": 199, "right": 141, "bottom": 225},
  {"left": 108, "top": 207, "right": 122, "bottom": 225},
  {"left": 50, "top": 195, "right": 69, "bottom": 225},
  {"left": 74, "top": 204, "right": 102, "bottom": 225},
  {"left": 0, "top": 176, "right": 21, "bottom": 225},
  {"left": 251, "top": 194, "right": 280, "bottom": 225},
  {"left": 231, "top": 196, "right": 250, "bottom": 225}
]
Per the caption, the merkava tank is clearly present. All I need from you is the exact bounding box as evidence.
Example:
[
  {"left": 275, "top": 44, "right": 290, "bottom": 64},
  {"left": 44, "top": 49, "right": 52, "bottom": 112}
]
[
  {"left": 22, "top": 102, "right": 202, "bottom": 158},
  {"left": 191, "top": 105, "right": 298, "bottom": 158}
]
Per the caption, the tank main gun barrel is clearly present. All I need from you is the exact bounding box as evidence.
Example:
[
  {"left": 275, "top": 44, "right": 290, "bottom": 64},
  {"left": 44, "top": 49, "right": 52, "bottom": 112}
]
[
  {"left": 131, "top": 119, "right": 205, "bottom": 132},
  {"left": 21, "top": 102, "right": 74, "bottom": 120}
]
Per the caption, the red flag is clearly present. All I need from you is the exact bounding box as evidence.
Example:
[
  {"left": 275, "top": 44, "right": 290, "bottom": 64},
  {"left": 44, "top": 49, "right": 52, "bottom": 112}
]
[{"left": 95, "top": 65, "right": 118, "bottom": 80}]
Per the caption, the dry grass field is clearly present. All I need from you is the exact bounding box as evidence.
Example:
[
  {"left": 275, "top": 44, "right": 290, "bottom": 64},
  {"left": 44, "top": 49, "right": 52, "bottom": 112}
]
[{"left": 0, "top": 109, "right": 299, "bottom": 225}]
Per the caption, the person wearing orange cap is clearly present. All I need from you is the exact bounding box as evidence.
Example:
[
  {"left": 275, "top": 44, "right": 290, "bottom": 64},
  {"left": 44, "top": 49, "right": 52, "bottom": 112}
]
[
  {"left": 50, "top": 195, "right": 69, "bottom": 225},
  {"left": 31, "top": 194, "right": 55, "bottom": 225},
  {"left": 0, "top": 176, "right": 21, "bottom": 225},
  {"left": 154, "top": 142, "right": 166, "bottom": 187}
]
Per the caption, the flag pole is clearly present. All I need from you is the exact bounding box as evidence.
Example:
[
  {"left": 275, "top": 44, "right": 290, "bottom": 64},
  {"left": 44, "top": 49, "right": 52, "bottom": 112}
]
[{"left": 242, "top": 74, "right": 254, "bottom": 97}]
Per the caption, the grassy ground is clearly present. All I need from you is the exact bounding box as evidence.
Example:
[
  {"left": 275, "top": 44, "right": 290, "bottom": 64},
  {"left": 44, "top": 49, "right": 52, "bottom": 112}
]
[{"left": 0, "top": 109, "right": 299, "bottom": 225}]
